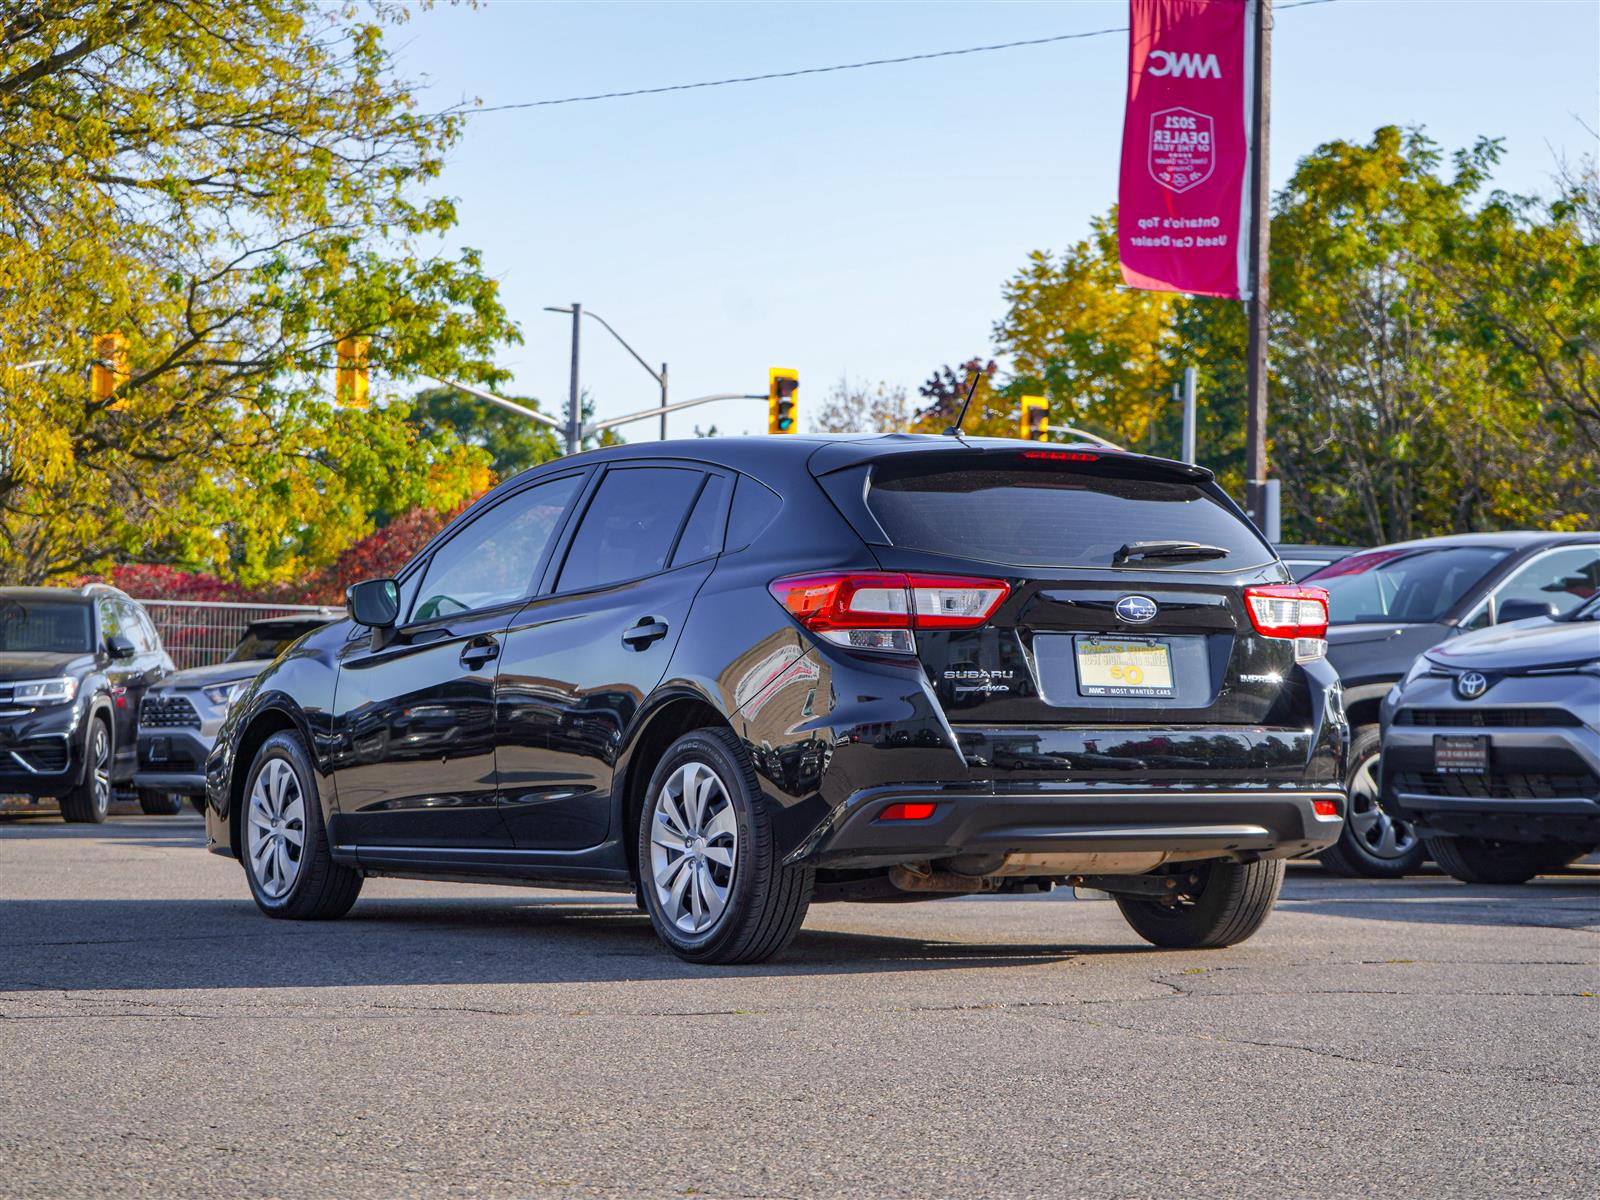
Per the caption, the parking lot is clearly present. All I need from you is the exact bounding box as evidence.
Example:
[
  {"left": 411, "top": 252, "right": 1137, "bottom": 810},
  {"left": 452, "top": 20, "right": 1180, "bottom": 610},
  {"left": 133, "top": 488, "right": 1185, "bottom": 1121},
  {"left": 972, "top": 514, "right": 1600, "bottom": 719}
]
[{"left": 1, "top": 808, "right": 1595, "bottom": 1199}]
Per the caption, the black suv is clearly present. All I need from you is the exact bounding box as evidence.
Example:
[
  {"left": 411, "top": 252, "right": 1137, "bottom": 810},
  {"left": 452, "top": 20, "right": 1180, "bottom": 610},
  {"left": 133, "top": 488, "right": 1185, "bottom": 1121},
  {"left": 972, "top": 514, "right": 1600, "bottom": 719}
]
[
  {"left": 0, "top": 585, "right": 173, "bottom": 822},
  {"left": 204, "top": 436, "right": 1346, "bottom": 963},
  {"left": 1306, "top": 532, "right": 1600, "bottom": 877}
]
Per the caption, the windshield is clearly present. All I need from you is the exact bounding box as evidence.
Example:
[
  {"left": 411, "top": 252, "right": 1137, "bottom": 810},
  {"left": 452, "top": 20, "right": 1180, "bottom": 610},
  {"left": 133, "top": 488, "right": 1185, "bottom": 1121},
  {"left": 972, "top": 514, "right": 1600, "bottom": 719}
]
[
  {"left": 1305, "top": 546, "right": 1511, "bottom": 625},
  {"left": 0, "top": 599, "right": 94, "bottom": 653},
  {"left": 864, "top": 460, "right": 1271, "bottom": 570},
  {"left": 1571, "top": 594, "right": 1600, "bottom": 622}
]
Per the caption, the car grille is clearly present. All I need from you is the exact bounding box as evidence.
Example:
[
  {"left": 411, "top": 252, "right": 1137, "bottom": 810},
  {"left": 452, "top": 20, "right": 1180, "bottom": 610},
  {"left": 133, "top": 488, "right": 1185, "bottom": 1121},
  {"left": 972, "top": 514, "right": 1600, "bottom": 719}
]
[
  {"left": 140, "top": 696, "right": 201, "bottom": 728},
  {"left": 1393, "top": 770, "right": 1600, "bottom": 800},
  {"left": 1395, "top": 707, "right": 1584, "bottom": 729},
  {"left": 11, "top": 737, "right": 69, "bottom": 773}
]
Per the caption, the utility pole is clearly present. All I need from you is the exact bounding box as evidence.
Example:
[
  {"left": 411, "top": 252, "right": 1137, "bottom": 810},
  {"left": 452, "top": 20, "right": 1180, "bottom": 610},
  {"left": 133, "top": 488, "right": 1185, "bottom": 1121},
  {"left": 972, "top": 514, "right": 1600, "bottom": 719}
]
[
  {"left": 1243, "top": 0, "right": 1272, "bottom": 528},
  {"left": 564, "top": 302, "right": 582, "bottom": 456}
]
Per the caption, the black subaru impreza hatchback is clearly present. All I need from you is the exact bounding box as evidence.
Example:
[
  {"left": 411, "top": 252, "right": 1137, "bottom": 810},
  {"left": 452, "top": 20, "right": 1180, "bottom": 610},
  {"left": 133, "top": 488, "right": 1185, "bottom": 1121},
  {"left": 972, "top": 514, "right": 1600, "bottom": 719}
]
[{"left": 204, "top": 435, "right": 1346, "bottom": 963}]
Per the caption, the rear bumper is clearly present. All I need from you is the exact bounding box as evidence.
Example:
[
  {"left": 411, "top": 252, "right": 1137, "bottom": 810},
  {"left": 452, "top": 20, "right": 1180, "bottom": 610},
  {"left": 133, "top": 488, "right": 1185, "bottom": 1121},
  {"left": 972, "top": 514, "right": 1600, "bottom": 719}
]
[{"left": 793, "top": 784, "right": 1346, "bottom": 870}]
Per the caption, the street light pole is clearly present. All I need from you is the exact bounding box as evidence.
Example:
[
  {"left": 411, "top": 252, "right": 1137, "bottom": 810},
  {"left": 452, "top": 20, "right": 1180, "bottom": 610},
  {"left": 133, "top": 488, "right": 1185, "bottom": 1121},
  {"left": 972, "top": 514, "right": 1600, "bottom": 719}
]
[
  {"left": 565, "top": 302, "right": 582, "bottom": 456},
  {"left": 546, "top": 304, "right": 671, "bottom": 451}
]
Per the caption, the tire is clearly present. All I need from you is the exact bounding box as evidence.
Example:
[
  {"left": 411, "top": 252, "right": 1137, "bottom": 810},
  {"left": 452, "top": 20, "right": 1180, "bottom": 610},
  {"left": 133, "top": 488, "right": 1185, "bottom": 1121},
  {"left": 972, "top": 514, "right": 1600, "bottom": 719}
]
[
  {"left": 59, "top": 717, "right": 112, "bottom": 824},
  {"left": 1318, "top": 724, "right": 1426, "bottom": 878},
  {"left": 1425, "top": 835, "right": 1577, "bottom": 886},
  {"left": 241, "top": 731, "right": 362, "bottom": 920},
  {"left": 637, "top": 727, "right": 813, "bottom": 965},
  {"left": 138, "top": 788, "right": 184, "bottom": 816},
  {"left": 1115, "top": 858, "right": 1285, "bottom": 949}
]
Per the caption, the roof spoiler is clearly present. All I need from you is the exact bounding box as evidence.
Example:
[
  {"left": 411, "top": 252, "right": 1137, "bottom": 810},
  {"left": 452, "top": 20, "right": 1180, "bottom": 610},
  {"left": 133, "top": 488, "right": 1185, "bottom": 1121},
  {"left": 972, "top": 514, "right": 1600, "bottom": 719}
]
[{"left": 806, "top": 436, "right": 1215, "bottom": 483}]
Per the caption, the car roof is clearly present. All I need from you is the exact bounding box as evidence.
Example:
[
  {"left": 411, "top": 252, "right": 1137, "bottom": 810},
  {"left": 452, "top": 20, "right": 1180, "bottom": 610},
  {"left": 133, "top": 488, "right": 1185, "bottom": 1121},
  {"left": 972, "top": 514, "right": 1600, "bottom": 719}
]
[
  {"left": 1275, "top": 544, "right": 1363, "bottom": 556},
  {"left": 1360, "top": 531, "right": 1598, "bottom": 554},
  {"left": 0, "top": 584, "right": 130, "bottom": 603},
  {"left": 517, "top": 432, "right": 1210, "bottom": 485}
]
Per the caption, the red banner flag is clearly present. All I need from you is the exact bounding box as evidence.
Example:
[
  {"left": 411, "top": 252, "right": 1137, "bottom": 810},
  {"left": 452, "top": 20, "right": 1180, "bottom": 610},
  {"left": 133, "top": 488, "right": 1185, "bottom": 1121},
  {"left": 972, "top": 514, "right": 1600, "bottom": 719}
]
[{"left": 1118, "top": 0, "right": 1255, "bottom": 299}]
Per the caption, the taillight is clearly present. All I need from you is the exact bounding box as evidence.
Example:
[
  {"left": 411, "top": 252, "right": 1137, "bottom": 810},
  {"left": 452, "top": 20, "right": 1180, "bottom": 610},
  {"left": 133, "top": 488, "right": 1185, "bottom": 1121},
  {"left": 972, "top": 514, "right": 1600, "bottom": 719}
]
[
  {"left": 769, "top": 572, "right": 1009, "bottom": 653},
  {"left": 1243, "top": 584, "right": 1330, "bottom": 663}
]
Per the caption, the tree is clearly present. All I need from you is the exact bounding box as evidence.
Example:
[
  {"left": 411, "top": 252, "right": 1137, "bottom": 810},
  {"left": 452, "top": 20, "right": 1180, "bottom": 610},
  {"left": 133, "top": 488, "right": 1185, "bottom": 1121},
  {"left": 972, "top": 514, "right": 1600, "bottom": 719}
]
[
  {"left": 405, "top": 387, "right": 563, "bottom": 482},
  {"left": 911, "top": 358, "right": 999, "bottom": 433},
  {"left": 812, "top": 376, "right": 913, "bottom": 434},
  {"left": 0, "top": 2, "right": 519, "bottom": 585},
  {"left": 983, "top": 129, "right": 1598, "bottom": 540},
  {"left": 992, "top": 214, "right": 1179, "bottom": 450}
]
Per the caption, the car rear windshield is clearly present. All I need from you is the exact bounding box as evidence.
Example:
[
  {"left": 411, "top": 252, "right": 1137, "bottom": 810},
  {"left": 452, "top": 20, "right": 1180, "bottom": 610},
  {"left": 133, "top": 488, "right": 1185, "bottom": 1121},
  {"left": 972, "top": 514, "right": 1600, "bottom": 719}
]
[
  {"left": 1305, "top": 546, "right": 1511, "bottom": 624},
  {"left": 863, "top": 460, "right": 1270, "bottom": 570},
  {"left": 0, "top": 599, "right": 93, "bottom": 652}
]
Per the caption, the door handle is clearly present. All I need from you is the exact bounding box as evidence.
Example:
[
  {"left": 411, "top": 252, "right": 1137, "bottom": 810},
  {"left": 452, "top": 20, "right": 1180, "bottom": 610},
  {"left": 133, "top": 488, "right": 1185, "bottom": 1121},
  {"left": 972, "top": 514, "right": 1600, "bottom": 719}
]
[
  {"left": 621, "top": 618, "right": 669, "bottom": 649},
  {"left": 459, "top": 637, "right": 499, "bottom": 669}
]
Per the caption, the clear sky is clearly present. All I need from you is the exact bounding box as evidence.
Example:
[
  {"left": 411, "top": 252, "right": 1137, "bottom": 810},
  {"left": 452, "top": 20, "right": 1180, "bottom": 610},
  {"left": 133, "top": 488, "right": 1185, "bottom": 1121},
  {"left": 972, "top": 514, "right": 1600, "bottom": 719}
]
[{"left": 392, "top": 0, "right": 1600, "bottom": 439}]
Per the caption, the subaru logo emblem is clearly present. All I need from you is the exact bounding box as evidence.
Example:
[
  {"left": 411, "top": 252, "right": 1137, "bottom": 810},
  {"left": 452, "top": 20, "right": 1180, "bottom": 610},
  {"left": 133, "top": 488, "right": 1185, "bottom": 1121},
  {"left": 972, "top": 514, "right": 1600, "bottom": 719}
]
[
  {"left": 1115, "top": 595, "right": 1159, "bottom": 624},
  {"left": 1456, "top": 671, "right": 1489, "bottom": 700}
]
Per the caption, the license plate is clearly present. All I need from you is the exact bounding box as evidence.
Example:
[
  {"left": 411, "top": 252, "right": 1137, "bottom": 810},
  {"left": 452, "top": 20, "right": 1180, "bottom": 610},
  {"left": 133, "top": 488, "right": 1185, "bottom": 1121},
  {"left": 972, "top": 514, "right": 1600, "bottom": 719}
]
[
  {"left": 1433, "top": 734, "right": 1488, "bottom": 774},
  {"left": 148, "top": 736, "right": 169, "bottom": 763},
  {"left": 1074, "top": 637, "right": 1175, "bottom": 698}
]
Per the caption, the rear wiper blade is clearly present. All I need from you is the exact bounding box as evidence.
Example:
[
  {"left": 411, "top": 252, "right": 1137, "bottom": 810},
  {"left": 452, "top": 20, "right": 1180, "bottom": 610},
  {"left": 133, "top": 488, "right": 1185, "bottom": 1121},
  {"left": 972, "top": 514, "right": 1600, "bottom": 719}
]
[{"left": 1113, "top": 540, "right": 1229, "bottom": 565}]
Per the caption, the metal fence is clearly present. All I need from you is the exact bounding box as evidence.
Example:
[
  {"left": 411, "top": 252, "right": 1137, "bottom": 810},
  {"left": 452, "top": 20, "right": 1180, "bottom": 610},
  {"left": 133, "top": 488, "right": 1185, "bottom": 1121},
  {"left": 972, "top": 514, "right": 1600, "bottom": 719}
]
[{"left": 136, "top": 599, "right": 345, "bottom": 671}]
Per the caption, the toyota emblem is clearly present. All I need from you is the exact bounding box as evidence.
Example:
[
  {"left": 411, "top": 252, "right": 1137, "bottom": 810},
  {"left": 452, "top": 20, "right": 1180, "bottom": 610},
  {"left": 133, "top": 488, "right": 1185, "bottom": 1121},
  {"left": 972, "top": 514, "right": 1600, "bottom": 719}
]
[
  {"left": 1456, "top": 671, "right": 1489, "bottom": 700},
  {"left": 1115, "top": 595, "right": 1159, "bottom": 624}
]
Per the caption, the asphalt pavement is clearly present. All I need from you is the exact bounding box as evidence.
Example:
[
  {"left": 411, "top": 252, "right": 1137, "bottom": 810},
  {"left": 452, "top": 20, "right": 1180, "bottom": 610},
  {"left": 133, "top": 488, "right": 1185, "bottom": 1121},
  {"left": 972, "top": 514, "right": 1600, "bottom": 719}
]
[{"left": 1, "top": 808, "right": 1596, "bottom": 1199}]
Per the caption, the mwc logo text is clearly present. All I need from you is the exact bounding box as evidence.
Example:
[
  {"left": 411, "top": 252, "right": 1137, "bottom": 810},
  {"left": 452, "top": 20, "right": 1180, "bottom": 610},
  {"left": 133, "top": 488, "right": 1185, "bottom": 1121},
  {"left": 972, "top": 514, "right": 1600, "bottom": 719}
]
[{"left": 1147, "top": 51, "right": 1222, "bottom": 80}]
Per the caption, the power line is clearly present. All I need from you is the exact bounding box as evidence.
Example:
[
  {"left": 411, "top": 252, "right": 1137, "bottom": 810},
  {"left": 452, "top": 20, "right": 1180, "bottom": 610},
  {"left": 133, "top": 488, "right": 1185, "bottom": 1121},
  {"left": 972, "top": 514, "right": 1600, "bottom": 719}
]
[{"left": 471, "top": 0, "right": 1340, "bottom": 114}]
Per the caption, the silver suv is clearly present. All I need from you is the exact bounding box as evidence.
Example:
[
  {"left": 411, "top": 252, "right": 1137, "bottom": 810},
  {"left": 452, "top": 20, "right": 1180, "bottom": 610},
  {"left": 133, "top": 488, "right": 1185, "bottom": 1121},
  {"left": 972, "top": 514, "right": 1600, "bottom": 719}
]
[{"left": 1380, "top": 595, "right": 1600, "bottom": 884}]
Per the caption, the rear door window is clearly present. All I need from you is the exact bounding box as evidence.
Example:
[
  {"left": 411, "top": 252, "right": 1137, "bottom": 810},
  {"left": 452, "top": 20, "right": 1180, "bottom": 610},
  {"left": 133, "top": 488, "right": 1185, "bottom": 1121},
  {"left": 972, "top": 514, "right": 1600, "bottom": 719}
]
[
  {"left": 864, "top": 461, "right": 1269, "bottom": 570},
  {"left": 670, "top": 474, "right": 731, "bottom": 568},
  {"left": 557, "top": 467, "right": 705, "bottom": 593}
]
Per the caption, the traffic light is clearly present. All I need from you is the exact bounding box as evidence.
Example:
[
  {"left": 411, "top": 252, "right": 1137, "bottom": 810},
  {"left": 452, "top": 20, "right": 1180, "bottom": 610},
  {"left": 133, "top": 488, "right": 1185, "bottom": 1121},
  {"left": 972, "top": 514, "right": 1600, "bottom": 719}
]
[
  {"left": 1020, "top": 395, "right": 1048, "bottom": 441},
  {"left": 336, "top": 336, "right": 370, "bottom": 409},
  {"left": 768, "top": 367, "right": 798, "bottom": 435},
  {"left": 91, "top": 332, "right": 128, "bottom": 405}
]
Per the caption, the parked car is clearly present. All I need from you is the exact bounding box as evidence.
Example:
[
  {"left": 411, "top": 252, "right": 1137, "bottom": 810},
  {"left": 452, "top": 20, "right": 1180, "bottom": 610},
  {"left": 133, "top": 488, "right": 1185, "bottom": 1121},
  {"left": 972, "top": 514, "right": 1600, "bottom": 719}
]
[
  {"left": 133, "top": 615, "right": 336, "bottom": 815},
  {"left": 203, "top": 435, "right": 1346, "bottom": 963},
  {"left": 1380, "top": 594, "right": 1599, "bottom": 883},
  {"left": 1306, "top": 532, "right": 1600, "bottom": 877},
  {"left": 0, "top": 585, "right": 172, "bottom": 822},
  {"left": 1275, "top": 544, "right": 1364, "bottom": 581}
]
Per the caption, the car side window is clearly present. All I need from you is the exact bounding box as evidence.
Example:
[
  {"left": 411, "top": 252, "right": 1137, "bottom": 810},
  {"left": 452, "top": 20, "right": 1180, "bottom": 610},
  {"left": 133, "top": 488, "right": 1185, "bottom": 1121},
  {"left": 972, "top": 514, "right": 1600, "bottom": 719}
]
[
  {"left": 96, "top": 597, "right": 123, "bottom": 645},
  {"left": 1492, "top": 546, "right": 1600, "bottom": 622},
  {"left": 410, "top": 474, "right": 583, "bottom": 623},
  {"left": 725, "top": 475, "right": 782, "bottom": 552},
  {"left": 119, "top": 601, "right": 155, "bottom": 653},
  {"left": 134, "top": 607, "right": 163, "bottom": 653},
  {"left": 670, "top": 474, "right": 731, "bottom": 568},
  {"left": 557, "top": 467, "right": 705, "bottom": 593}
]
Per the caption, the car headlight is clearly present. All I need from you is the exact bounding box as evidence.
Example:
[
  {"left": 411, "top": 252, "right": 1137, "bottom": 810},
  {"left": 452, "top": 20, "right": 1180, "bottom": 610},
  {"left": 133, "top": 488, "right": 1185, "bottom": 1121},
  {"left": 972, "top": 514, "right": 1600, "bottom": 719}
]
[
  {"left": 1400, "top": 656, "right": 1435, "bottom": 688},
  {"left": 12, "top": 677, "right": 78, "bottom": 705},
  {"left": 202, "top": 681, "right": 251, "bottom": 709}
]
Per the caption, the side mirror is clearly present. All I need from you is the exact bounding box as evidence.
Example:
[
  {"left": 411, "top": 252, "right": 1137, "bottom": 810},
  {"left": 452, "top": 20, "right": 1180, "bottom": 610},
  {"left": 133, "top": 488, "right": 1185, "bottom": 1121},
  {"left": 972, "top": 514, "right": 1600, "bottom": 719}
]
[
  {"left": 347, "top": 578, "right": 401, "bottom": 629},
  {"left": 106, "top": 634, "right": 136, "bottom": 660},
  {"left": 1497, "top": 598, "right": 1558, "bottom": 624}
]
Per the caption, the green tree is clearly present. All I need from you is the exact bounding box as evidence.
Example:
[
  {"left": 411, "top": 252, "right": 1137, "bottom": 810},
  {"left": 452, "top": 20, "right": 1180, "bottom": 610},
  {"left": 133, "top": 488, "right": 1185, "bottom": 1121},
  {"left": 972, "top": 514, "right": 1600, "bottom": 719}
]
[
  {"left": 405, "top": 387, "right": 563, "bottom": 482},
  {"left": 0, "top": 1, "right": 518, "bottom": 585}
]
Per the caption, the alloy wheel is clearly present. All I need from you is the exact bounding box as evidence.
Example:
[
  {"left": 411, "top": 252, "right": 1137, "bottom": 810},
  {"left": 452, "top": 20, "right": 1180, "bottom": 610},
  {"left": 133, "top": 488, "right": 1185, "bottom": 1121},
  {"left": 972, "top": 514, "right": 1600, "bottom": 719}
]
[
  {"left": 246, "top": 758, "right": 305, "bottom": 900},
  {"left": 649, "top": 761, "right": 738, "bottom": 935},
  {"left": 1345, "top": 751, "right": 1418, "bottom": 860},
  {"left": 90, "top": 725, "right": 111, "bottom": 816}
]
